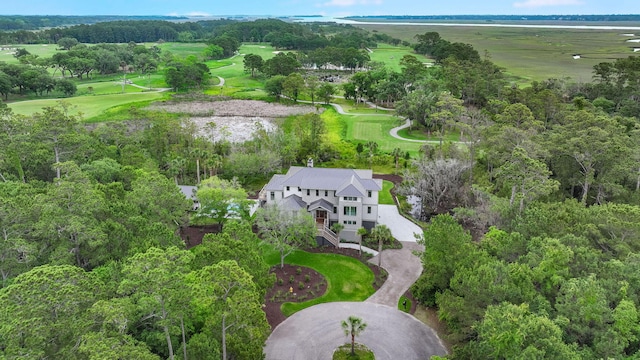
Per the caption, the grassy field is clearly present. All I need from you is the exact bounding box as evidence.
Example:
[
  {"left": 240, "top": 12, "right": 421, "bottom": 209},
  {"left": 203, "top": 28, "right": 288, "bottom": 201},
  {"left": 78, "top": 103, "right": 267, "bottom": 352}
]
[
  {"left": 358, "top": 24, "right": 638, "bottom": 84},
  {"left": 0, "top": 44, "right": 60, "bottom": 64},
  {"left": 265, "top": 250, "right": 375, "bottom": 316},
  {"left": 8, "top": 91, "right": 166, "bottom": 120},
  {"left": 369, "top": 43, "right": 433, "bottom": 71}
]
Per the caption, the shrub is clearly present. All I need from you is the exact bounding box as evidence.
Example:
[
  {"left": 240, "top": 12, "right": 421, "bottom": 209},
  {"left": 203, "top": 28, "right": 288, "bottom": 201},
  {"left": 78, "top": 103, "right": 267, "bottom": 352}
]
[
  {"left": 296, "top": 267, "right": 302, "bottom": 275},
  {"left": 289, "top": 275, "right": 295, "bottom": 284},
  {"left": 277, "top": 278, "right": 284, "bottom": 286},
  {"left": 298, "top": 281, "right": 305, "bottom": 290},
  {"left": 304, "top": 274, "right": 311, "bottom": 283}
]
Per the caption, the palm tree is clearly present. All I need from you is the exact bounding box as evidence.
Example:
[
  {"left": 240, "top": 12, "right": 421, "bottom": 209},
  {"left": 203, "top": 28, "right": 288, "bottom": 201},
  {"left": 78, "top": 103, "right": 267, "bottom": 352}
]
[
  {"left": 331, "top": 223, "right": 344, "bottom": 242},
  {"left": 392, "top": 147, "right": 403, "bottom": 175},
  {"left": 357, "top": 227, "right": 368, "bottom": 256},
  {"left": 370, "top": 224, "right": 392, "bottom": 267},
  {"left": 341, "top": 315, "right": 367, "bottom": 356}
]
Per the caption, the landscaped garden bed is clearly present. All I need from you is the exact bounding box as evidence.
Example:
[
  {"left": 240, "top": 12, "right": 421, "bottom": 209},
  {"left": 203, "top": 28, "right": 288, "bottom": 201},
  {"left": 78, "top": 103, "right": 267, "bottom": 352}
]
[{"left": 263, "top": 246, "right": 387, "bottom": 329}]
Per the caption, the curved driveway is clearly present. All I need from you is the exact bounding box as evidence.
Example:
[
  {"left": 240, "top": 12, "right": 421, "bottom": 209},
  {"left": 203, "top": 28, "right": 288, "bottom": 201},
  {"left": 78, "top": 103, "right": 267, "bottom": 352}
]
[
  {"left": 265, "top": 206, "right": 447, "bottom": 360},
  {"left": 264, "top": 302, "right": 447, "bottom": 360}
]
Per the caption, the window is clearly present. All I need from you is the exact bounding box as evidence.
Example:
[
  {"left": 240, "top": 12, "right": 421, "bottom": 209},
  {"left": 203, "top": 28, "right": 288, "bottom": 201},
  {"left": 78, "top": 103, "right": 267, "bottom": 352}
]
[
  {"left": 286, "top": 186, "right": 290, "bottom": 191},
  {"left": 333, "top": 206, "right": 337, "bottom": 214},
  {"left": 270, "top": 192, "right": 275, "bottom": 201},
  {"left": 343, "top": 220, "right": 356, "bottom": 225},
  {"left": 325, "top": 190, "right": 328, "bottom": 197},
  {"left": 343, "top": 196, "right": 357, "bottom": 201},
  {"left": 307, "top": 189, "right": 310, "bottom": 196},
  {"left": 343, "top": 207, "right": 357, "bottom": 216},
  {"left": 367, "top": 206, "right": 372, "bottom": 214},
  {"left": 316, "top": 190, "right": 319, "bottom": 196},
  {"left": 298, "top": 187, "right": 301, "bottom": 192},
  {"left": 368, "top": 190, "right": 372, "bottom": 198}
]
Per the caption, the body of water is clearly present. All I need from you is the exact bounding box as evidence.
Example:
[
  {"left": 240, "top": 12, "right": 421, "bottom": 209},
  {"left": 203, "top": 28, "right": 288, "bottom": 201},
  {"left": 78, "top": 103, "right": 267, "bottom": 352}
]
[{"left": 295, "top": 16, "right": 640, "bottom": 31}]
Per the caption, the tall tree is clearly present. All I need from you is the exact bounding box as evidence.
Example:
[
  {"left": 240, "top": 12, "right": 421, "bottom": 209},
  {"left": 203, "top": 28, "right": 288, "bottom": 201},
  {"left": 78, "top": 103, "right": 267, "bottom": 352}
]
[
  {"left": 495, "top": 146, "right": 559, "bottom": 214},
  {"left": 32, "top": 102, "right": 83, "bottom": 179},
  {"left": 370, "top": 224, "right": 392, "bottom": 267},
  {"left": 195, "top": 176, "right": 251, "bottom": 228},
  {"left": 243, "top": 53, "right": 263, "bottom": 77},
  {"left": 119, "top": 247, "right": 194, "bottom": 360},
  {"left": 0, "top": 265, "right": 102, "bottom": 359},
  {"left": 189, "top": 260, "right": 269, "bottom": 360},
  {"left": 254, "top": 204, "right": 317, "bottom": 268}
]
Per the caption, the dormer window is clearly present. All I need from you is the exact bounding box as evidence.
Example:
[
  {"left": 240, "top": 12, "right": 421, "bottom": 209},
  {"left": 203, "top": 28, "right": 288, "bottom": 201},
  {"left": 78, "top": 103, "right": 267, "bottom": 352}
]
[{"left": 368, "top": 190, "right": 372, "bottom": 197}]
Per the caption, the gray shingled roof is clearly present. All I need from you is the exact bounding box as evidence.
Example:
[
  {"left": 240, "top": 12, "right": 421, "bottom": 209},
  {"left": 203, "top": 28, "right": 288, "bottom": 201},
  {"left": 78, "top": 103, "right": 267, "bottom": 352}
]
[
  {"left": 308, "top": 198, "right": 334, "bottom": 212},
  {"left": 275, "top": 167, "right": 382, "bottom": 192},
  {"left": 280, "top": 195, "right": 307, "bottom": 212},
  {"left": 178, "top": 185, "right": 198, "bottom": 200},
  {"left": 263, "top": 174, "right": 287, "bottom": 191}
]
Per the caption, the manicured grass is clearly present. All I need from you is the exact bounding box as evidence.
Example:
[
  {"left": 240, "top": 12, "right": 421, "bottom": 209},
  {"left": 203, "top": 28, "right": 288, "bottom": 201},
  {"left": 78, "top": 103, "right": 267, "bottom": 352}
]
[
  {"left": 333, "top": 343, "right": 375, "bottom": 360},
  {"left": 379, "top": 180, "right": 395, "bottom": 205},
  {"left": 398, "top": 295, "right": 412, "bottom": 313},
  {"left": 396, "top": 127, "right": 461, "bottom": 142},
  {"left": 369, "top": 43, "right": 432, "bottom": 71},
  {"left": 8, "top": 91, "right": 167, "bottom": 119},
  {"left": 345, "top": 113, "right": 423, "bottom": 155},
  {"left": 0, "top": 44, "right": 60, "bottom": 64},
  {"left": 265, "top": 249, "right": 375, "bottom": 316}
]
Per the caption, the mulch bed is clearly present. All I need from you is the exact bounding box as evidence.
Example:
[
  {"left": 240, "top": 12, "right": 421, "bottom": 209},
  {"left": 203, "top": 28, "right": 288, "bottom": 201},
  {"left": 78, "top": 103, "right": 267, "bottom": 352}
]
[{"left": 263, "top": 246, "right": 388, "bottom": 329}]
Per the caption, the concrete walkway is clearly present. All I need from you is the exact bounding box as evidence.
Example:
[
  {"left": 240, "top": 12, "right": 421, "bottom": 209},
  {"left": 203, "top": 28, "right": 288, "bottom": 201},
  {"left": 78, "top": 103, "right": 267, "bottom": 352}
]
[{"left": 264, "top": 302, "right": 447, "bottom": 360}]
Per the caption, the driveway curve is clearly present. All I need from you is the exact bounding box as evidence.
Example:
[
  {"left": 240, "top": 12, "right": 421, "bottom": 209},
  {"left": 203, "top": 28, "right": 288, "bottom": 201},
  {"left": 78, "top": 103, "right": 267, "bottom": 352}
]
[
  {"left": 367, "top": 241, "right": 424, "bottom": 307},
  {"left": 264, "top": 302, "right": 447, "bottom": 360}
]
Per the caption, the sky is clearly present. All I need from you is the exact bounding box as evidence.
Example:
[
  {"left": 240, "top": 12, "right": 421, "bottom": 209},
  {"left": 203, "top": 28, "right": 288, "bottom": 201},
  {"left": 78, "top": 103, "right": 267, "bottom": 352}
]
[{"left": 0, "top": 0, "right": 637, "bottom": 17}]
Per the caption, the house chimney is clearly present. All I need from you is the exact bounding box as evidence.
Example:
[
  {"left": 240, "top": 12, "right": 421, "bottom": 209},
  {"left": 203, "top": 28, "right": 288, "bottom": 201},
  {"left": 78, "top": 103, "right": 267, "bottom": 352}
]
[{"left": 307, "top": 158, "right": 314, "bottom": 168}]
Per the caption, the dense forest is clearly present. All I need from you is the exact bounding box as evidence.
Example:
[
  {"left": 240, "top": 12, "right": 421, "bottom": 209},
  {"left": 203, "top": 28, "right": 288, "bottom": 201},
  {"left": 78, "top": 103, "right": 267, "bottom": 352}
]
[
  {"left": 0, "top": 15, "right": 186, "bottom": 30},
  {"left": 1, "top": 15, "right": 640, "bottom": 359}
]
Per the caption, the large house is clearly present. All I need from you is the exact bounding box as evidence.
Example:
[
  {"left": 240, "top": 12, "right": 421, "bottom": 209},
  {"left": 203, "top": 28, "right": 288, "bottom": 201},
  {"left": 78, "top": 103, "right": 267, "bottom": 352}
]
[{"left": 259, "top": 161, "right": 382, "bottom": 245}]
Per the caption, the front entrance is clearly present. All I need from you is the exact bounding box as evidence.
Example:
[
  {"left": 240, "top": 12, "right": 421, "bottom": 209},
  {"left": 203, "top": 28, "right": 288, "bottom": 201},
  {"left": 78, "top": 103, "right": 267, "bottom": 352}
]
[{"left": 316, "top": 210, "right": 327, "bottom": 224}]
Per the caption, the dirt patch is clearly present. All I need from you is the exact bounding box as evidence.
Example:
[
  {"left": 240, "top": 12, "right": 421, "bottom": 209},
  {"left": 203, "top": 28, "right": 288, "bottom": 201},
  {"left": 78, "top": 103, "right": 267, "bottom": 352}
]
[
  {"left": 149, "top": 99, "right": 321, "bottom": 143},
  {"left": 264, "top": 264, "right": 327, "bottom": 329},
  {"left": 190, "top": 116, "right": 277, "bottom": 143},
  {"left": 148, "top": 99, "right": 319, "bottom": 118},
  {"left": 180, "top": 224, "right": 221, "bottom": 249}
]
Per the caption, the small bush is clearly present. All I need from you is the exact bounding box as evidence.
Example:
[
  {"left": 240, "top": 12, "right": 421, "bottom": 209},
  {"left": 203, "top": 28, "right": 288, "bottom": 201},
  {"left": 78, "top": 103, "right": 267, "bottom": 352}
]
[
  {"left": 277, "top": 278, "right": 283, "bottom": 286},
  {"left": 289, "top": 275, "right": 295, "bottom": 284},
  {"left": 298, "top": 281, "right": 305, "bottom": 290},
  {"left": 296, "top": 267, "right": 302, "bottom": 275},
  {"left": 305, "top": 274, "right": 311, "bottom": 283}
]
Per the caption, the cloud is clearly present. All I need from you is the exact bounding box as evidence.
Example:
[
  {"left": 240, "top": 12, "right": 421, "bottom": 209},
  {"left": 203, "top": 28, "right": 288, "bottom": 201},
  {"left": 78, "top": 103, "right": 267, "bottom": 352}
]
[
  {"left": 513, "top": 0, "right": 584, "bottom": 8},
  {"left": 319, "top": 0, "right": 382, "bottom": 7}
]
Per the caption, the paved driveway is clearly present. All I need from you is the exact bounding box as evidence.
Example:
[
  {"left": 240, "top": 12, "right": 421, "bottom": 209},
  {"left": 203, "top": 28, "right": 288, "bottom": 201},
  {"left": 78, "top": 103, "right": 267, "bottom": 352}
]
[
  {"left": 367, "top": 242, "right": 424, "bottom": 306},
  {"left": 264, "top": 302, "right": 447, "bottom": 360},
  {"left": 377, "top": 204, "right": 423, "bottom": 242}
]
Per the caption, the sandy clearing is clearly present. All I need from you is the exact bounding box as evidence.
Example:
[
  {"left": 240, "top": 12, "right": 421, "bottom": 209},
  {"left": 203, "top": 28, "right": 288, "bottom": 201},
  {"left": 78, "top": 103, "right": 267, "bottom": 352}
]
[{"left": 149, "top": 99, "right": 318, "bottom": 118}]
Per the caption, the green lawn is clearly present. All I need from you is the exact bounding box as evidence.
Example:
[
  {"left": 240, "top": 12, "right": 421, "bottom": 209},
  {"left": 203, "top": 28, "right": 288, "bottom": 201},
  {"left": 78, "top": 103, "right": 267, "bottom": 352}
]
[
  {"left": 369, "top": 43, "right": 433, "bottom": 71},
  {"left": 379, "top": 180, "right": 395, "bottom": 205},
  {"left": 8, "top": 91, "right": 167, "bottom": 120},
  {"left": 398, "top": 295, "right": 412, "bottom": 313},
  {"left": 344, "top": 112, "right": 423, "bottom": 155},
  {"left": 265, "top": 249, "right": 375, "bottom": 316},
  {"left": 0, "top": 44, "right": 60, "bottom": 64}
]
